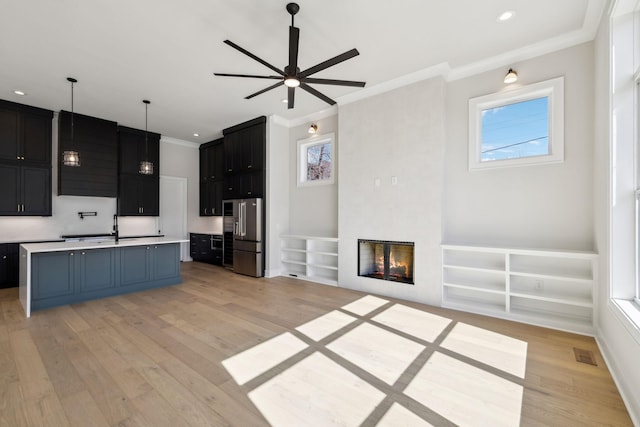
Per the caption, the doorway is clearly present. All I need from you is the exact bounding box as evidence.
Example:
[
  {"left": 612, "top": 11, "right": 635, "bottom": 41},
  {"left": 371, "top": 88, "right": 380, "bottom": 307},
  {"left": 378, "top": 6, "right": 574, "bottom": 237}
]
[{"left": 159, "top": 176, "right": 188, "bottom": 261}]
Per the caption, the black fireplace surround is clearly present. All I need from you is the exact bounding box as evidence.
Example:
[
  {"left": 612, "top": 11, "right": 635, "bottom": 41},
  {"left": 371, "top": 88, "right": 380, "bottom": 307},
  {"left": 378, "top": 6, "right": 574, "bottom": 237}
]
[{"left": 358, "top": 239, "right": 415, "bottom": 285}]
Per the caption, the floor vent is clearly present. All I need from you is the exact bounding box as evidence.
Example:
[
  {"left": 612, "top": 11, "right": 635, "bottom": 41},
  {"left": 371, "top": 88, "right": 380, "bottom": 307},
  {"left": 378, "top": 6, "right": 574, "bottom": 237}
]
[{"left": 573, "top": 348, "right": 597, "bottom": 366}]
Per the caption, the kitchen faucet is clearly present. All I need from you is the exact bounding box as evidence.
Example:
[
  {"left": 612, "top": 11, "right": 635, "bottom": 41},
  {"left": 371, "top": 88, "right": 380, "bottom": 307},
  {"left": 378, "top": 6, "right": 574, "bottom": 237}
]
[{"left": 112, "top": 214, "right": 119, "bottom": 242}]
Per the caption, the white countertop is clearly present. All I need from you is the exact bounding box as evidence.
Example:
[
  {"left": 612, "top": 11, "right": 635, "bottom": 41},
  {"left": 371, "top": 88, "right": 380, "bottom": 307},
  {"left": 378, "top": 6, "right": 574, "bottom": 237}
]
[{"left": 21, "top": 237, "right": 188, "bottom": 253}]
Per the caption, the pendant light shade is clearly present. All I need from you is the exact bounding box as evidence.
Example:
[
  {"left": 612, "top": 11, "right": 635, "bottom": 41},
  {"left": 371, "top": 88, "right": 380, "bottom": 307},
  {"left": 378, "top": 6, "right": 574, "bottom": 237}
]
[
  {"left": 63, "top": 77, "right": 80, "bottom": 167},
  {"left": 139, "top": 99, "right": 154, "bottom": 175}
]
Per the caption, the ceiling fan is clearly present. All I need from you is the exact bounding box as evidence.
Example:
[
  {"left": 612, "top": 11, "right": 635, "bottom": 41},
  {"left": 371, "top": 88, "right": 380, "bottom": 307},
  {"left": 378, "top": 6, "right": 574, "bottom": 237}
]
[{"left": 214, "top": 2, "right": 366, "bottom": 109}]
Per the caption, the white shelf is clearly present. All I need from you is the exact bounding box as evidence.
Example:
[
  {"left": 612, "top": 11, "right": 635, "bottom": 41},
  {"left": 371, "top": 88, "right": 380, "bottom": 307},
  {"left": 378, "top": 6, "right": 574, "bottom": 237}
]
[
  {"left": 443, "top": 282, "right": 505, "bottom": 295},
  {"left": 442, "top": 244, "right": 597, "bottom": 335},
  {"left": 281, "top": 235, "right": 339, "bottom": 286}
]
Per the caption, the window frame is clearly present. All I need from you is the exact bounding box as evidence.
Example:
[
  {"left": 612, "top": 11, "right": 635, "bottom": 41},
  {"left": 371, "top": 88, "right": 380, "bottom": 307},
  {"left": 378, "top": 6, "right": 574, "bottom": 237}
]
[
  {"left": 468, "top": 76, "right": 565, "bottom": 171},
  {"left": 296, "top": 132, "right": 336, "bottom": 187}
]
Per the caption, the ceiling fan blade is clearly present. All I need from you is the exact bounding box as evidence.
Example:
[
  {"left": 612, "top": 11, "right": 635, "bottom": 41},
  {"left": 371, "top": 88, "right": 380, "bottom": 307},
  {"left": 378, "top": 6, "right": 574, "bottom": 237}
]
[
  {"left": 300, "top": 48, "right": 360, "bottom": 78},
  {"left": 214, "top": 73, "right": 283, "bottom": 80},
  {"left": 300, "top": 83, "right": 336, "bottom": 106},
  {"left": 288, "top": 26, "right": 300, "bottom": 73},
  {"left": 304, "top": 77, "right": 366, "bottom": 87},
  {"left": 224, "top": 40, "right": 285, "bottom": 76},
  {"left": 245, "top": 81, "right": 284, "bottom": 99},
  {"left": 288, "top": 87, "right": 295, "bottom": 109}
]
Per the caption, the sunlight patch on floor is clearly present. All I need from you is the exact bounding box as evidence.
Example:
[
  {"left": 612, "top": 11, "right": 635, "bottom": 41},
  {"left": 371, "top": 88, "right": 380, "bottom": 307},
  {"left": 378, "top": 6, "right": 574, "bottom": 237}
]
[
  {"left": 326, "top": 322, "right": 425, "bottom": 385},
  {"left": 372, "top": 304, "right": 452, "bottom": 343},
  {"left": 221, "top": 332, "right": 307, "bottom": 385},
  {"left": 341, "top": 295, "right": 389, "bottom": 315},
  {"left": 404, "top": 352, "right": 523, "bottom": 427},
  {"left": 222, "top": 295, "right": 527, "bottom": 426},
  {"left": 249, "top": 352, "right": 386, "bottom": 427},
  {"left": 296, "top": 310, "right": 358, "bottom": 341},
  {"left": 440, "top": 322, "right": 528, "bottom": 378}
]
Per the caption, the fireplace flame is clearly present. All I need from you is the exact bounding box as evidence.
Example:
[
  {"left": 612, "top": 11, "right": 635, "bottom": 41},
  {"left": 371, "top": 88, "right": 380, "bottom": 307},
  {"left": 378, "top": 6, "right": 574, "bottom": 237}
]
[{"left": 389, "top": 251, "right": 409, "bottom": 278}]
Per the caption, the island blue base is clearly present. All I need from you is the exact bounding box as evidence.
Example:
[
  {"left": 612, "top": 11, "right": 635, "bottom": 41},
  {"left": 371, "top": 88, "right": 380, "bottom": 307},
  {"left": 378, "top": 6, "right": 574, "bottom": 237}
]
[{"left": 30, "top": 243, "right": 181, "bottom": 312}]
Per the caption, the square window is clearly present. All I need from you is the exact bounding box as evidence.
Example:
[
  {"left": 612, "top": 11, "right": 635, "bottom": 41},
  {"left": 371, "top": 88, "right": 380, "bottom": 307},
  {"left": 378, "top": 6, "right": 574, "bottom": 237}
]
[
  {"left": 297, "top": 133, "right": 335, "bottom": 186},
  {"left": 469, "top": 77, "right": 564, "bottom": 170}
]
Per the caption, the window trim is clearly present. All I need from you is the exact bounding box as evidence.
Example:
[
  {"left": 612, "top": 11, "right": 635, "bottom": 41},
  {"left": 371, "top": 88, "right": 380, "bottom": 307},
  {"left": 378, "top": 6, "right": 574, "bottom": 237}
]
[
  {"left": 297, "top": 132, "right": 336, "bottom": 187},
  {"left": 468, "top": 76, "right": 565, "bottom": 171}
]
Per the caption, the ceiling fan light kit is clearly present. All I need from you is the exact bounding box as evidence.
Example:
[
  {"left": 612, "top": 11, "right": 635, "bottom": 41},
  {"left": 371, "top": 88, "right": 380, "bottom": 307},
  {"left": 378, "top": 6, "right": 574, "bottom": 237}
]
[{"left": 214, "top": 2, "right": 365, "bottom": 109}]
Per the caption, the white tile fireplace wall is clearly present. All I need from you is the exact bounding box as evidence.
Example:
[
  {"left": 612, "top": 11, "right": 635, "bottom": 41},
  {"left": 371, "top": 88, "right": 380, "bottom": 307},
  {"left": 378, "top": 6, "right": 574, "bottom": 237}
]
[{"left": 338, "top": 77, "right": 446, "bottom": 305}]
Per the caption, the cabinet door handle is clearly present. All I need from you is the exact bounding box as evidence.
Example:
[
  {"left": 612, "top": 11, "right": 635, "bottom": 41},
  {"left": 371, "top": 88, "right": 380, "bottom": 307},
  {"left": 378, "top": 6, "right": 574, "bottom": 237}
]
[
  {"left": 2, "top": 255, "right": 6, "bottom": 259},
  {"left": 146, "top": 246, "right": 150, "bottom": 250},
  {"left": 141, "top": 207, "right": 144, "bottom": 214},
  {"left": 204, "top": 208, "right": 207, "bottom": 215},
  {"left": 70, "top": 252, "right": 74, "bottom": 256},
  {"left": 81, "top": 252, "right": 85, "bottom": 255},
  {"left": 247, "top": 165, "right": 252, "bottom": 169}
]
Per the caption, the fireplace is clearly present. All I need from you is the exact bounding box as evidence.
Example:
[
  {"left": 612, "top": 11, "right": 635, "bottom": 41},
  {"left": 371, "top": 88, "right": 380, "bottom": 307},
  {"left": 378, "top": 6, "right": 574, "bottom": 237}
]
[{"left": 358, "top": 239, "right": 414, "bottom": 284}]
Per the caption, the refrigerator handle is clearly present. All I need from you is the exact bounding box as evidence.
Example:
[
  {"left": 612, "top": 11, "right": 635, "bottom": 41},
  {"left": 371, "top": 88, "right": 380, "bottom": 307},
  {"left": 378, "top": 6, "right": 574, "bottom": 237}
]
[{"left": 240, "top": 202, "right": 247, "bottom": 237}]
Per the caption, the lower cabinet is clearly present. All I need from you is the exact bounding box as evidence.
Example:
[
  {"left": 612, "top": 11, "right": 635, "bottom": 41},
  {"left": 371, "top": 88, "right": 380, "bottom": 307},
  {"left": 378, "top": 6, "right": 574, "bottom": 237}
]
[
  {"left": 190, "top": 233, "right": 223, "bottom": 265},
  {"left": 31, "top": 243, "right": 181, "bottom": 311},
  {"left": 0, "top": 243, "right": 19, "bottom": 288}
]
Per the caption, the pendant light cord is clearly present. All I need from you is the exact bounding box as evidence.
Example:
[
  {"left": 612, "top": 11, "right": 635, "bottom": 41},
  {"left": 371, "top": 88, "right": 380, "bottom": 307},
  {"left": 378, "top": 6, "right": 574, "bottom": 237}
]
[
  {"left": 144, "top": 101, "right": 149, "bottom": 160},
  {"left": 71, "top": 80, "right": 74, "bottom": 143}
]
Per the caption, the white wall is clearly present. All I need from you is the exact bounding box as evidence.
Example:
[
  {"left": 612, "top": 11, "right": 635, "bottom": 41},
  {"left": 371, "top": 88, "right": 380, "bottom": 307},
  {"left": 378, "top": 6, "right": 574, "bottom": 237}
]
[
  {"left": 288, "top": 115, "right": 339, "bottom": 237},
  {"left": 443, "top": 43, "right": 595, "bottom": 251},
  {"left": 338, "top": 78, "right": 446, "bottom": 305},
  {"left": 160, "top": 137, "right": 221, "bottom": 236},
  {"left": 265, "top": 117, "right": 290, "bottom": 277},
  {"left": 593, "top": 4, "right": 640, "bottom": 423}
]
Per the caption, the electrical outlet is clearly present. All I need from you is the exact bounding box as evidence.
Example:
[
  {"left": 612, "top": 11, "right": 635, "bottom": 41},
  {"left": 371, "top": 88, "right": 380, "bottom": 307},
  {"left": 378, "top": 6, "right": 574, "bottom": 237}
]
[{"left": 534, "top": 279, "right": 544, "bottom": 291}]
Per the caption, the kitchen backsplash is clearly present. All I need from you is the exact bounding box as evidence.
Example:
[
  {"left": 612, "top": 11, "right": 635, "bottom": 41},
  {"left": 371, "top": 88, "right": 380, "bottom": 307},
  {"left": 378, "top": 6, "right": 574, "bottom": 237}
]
[{"left": 0, "top": 195, "right": 158, "bottom": 242}]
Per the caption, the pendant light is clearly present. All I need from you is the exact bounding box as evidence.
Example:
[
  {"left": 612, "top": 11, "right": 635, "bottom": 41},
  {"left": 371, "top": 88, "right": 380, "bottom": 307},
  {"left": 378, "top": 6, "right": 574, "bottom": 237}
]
[
  {"left": 62, "top": 77, "right": 80, "bottom": 167},
  {"left": 139, "top": 100, "right": 153, "bottom": 175}
]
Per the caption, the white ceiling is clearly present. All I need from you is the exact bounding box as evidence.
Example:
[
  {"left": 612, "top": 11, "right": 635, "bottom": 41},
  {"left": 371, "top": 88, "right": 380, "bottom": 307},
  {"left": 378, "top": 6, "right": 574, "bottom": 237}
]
[{"left": 0, "top": 0, "right": 604, "bottom": 143}]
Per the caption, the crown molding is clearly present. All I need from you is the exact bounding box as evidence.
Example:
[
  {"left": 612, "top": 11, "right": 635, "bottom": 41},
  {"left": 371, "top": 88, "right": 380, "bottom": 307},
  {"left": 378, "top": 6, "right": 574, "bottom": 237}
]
[{"left": 271, "top": 105, "right": 338, "bottom": 128}]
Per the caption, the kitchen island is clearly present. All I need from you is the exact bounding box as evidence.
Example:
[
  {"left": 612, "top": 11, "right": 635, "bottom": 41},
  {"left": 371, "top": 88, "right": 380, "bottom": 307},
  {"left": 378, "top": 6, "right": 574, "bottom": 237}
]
[{"left": 19, "top": 237, "right": 188, "bottom": 317}]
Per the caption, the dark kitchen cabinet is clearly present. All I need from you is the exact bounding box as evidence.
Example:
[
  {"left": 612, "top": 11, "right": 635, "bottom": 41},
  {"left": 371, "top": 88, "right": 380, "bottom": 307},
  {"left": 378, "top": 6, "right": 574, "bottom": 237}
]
[
  {"left": 32, "top": 251, "right": 76, "bottom": 300},
  {"left": 0, "top": 164, "right": 51, "bottom": 216},
  {"left": 222, "top": 116, "right": 266, "bottom": 201},
  {"left": 190, "top": 233, "right": 222, "bottom": 265},
  {"left": 223, "top": 118, "right": 265, "bottom": 173},
  {"left": 0, "top": 100, "right": 52, "bottom": 165},
  {"left": 199, "top": 138, "right": 224, "bottom": 216},
  {"left": 118, "top": 126, "right": 160, "bottom": 177},
  {"left": 117, "top": 174, "right": 159, "bottom": 216},
  {"left": 0, "top": 243, "right": 19, "bottom": 289},
  {"left": 58, "top": 111, "right": 118, "bottom": 197},
  {"left": 77, "top": 248, "right": 117, "bottom": 293},
  {"left": 120, "top": 243, "right": 180, "bottom": 286},
  {"left": 117, "top": 126, "right": 160, "bottom": 216}
]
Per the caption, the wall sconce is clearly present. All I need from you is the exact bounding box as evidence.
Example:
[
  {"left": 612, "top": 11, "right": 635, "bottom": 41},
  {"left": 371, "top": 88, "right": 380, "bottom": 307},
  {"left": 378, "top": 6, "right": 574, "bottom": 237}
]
[
  {"left": 308, "top": 123, "right": 318, "bottom": 134},
  {"left": 504, "top": 68, "right": 518, "bottom": 84}
]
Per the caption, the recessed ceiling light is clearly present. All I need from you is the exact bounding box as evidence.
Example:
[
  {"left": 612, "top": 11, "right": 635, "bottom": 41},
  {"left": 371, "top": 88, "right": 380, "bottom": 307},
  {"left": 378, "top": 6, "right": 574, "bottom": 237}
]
[
  {"left": 193, "top": 133, "right": 200, "bottom": 137},
  {"left": 497, "top": 10, "right": 515, "bottom": 22},
  {"left": 13, "top": 90, "right": 26, "bottom": 96}
]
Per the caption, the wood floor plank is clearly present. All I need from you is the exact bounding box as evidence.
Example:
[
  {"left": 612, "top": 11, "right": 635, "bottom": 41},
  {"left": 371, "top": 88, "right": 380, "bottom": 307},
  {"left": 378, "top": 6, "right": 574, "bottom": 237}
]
[{"left": 0, "top": 261, "right": 631, "bottom": 426}]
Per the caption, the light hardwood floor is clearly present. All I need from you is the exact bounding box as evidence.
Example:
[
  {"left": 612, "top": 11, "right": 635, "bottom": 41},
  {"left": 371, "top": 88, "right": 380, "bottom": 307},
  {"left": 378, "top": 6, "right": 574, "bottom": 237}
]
[{"left": 0, "top": 262, "right": 632, "bottom": 426}]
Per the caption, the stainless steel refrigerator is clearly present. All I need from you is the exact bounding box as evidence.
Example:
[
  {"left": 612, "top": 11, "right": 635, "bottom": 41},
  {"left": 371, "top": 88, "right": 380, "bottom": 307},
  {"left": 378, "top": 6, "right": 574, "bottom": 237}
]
[{"left": 227, "top": 198, "right": 263, "bottom": 277}]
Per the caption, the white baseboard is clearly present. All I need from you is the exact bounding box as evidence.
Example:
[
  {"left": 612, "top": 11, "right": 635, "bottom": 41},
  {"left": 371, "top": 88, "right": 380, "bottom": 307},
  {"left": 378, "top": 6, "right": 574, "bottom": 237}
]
[{"left": 595, "top": 329, "right": 640, "bottom": 426}]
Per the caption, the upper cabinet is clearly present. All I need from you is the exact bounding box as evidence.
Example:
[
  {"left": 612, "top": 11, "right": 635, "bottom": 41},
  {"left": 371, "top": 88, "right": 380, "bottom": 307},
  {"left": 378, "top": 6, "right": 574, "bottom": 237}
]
[
  {"left": 199, "top": 138, "right": 224, "bottom": 216},
  {"left": 0, "top": 100, "right": 52, "bottom": 216},
  {"left": 0, "top": 99, "right": 52, "bottom": 165},
  {"left": 223, "top": 116, "right": 266, "bottom": 199},
  {"left": 117, "top": 126, "right": 160, "bottom": 216},
  {"left": 58, "top": 111, "right": 118, "bottom": 197},
  {"left": 118, "top": 126, "right": 160, "bottom": 177}
]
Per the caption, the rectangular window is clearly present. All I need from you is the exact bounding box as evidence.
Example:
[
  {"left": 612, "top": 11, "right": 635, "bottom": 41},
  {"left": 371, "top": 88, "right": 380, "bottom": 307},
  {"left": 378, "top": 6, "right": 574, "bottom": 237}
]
[
  {"left": 297, "top": 133, "right": 335, "bottom": 186},
  {"left": 469, "top": 77, "right": 564, "bottom": 170}
]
